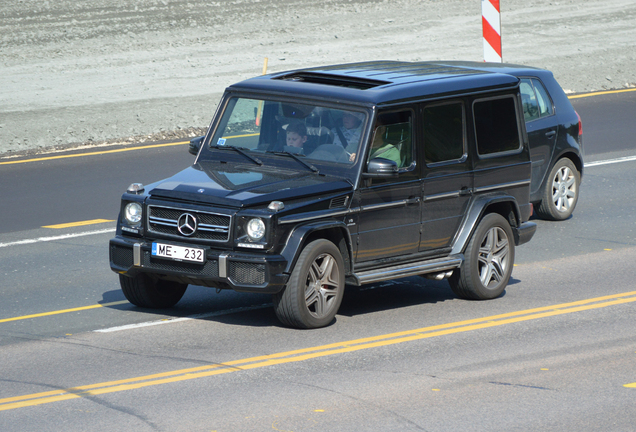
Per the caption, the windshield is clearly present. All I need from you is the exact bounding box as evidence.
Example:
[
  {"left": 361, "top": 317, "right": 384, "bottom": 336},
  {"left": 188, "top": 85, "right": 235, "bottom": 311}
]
[{"left": 207, "top": 97, "right": 367, "bottom": 166}]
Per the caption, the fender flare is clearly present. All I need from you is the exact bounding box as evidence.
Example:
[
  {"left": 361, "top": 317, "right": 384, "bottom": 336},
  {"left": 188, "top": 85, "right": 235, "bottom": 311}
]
[
  {"left": 450, "top": 194, "right": 522, "bottom": 255},
  {"left": 280, "top": 220, "right": 353, "bottom": 275}
]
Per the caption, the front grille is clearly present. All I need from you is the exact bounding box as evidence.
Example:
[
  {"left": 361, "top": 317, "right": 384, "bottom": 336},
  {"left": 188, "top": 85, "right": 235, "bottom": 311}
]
[
  {"left": 142, "top": 251, "right": 219, "bottom": 277},
  {"left": 111, "top": 245, "right": 133, "bottom": 267},
  {"left": 147, "top": 205, "right": 231, "bottom": 242},
  {"left": 228, "top": 261, "right": 266, "bottom": 285}
]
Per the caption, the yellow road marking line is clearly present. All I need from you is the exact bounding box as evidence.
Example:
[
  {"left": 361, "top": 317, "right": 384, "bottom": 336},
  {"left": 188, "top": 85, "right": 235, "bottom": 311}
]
[
  {"left": 568, "top": 88, "right": 636, "bottom": 99},
  {"left": 0, "top": 301, "right": 129, "bottom": 324},
  {"left": 2, "top": 291, "right": 636, "bottom": 411},
  {"left": 42, "top": 219, "right": 115, "bottom": 229},
  {"left": 625, "top": 383, "right": 636, "bottom": 388},
  {"left": 222, "top": 133, "right": 259, "bottom": 139},
  {"left": 0, "top": 141, "right": 189, "bottom": 166}
]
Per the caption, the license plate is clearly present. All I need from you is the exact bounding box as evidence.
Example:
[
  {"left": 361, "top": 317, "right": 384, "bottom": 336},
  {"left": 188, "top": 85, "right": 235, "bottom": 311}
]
[{"left": 151, "top": 242, "right": 204, "bottom": 263}]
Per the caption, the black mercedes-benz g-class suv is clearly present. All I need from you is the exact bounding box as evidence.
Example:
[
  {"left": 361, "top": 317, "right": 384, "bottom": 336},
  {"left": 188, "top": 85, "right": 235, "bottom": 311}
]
[{"left": 109, "top": 61, "right": 537, "bottom": 328}]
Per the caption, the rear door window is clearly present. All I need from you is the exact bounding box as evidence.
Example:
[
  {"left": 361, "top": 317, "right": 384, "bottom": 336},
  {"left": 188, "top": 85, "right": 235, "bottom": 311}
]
[{"left": 422, "top": 101, "right": 466, "bottom": 165}]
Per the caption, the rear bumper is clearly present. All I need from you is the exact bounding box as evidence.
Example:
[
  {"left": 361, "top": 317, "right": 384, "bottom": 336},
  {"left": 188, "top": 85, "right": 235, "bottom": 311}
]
[
  {"left": 109, "top": 236, "right": 289, "bottom": 294},
  {"left": 513, "top": 221, "right": 537, "bottom": 246}
]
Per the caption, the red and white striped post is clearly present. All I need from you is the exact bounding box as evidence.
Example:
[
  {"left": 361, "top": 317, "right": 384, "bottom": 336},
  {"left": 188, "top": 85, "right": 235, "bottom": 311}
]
[{"left": 482, "top": 0, "right": 502, "bottom": 63}]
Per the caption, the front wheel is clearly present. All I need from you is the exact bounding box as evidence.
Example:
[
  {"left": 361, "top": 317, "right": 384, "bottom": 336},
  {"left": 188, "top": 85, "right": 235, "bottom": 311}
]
[
  {"left": 273, "top": 239, "right": 345, "bottom": 329},
  {"left": 119, "top": 274, "right": 187, "bottom": 308},
  {"left": 449, "top": 213, "right": 514, "bottom": 300},
  {"left": 535, "top": 158, "right": 580, "bottom": 221}
]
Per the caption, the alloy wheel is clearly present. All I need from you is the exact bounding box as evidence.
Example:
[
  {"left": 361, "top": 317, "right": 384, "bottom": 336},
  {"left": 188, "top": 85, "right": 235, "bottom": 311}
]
[
  {"left": 305, "top": 253, "right": 340, "bottom": 319},
  {"left": 552, "top": 165, "right": 577, "bottom": 213},
  {"left": 477, "top": 226, "right": 510, "bottom": 288}
]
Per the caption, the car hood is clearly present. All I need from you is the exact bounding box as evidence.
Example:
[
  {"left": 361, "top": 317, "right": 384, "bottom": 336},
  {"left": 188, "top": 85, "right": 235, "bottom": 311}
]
[{"left": 148, "top": 161, "right": 353, "bottom": 208}]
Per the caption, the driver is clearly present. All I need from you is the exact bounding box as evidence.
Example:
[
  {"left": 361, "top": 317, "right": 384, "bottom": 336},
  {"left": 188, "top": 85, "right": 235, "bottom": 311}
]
[{"left": 367, "top": 124, "right": 402, "bottom": 166}]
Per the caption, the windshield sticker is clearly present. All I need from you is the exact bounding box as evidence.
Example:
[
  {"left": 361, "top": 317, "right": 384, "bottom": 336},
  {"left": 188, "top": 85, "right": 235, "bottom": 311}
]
[{"left": 217, "top": 138, "right": 227, "bottom": 146}]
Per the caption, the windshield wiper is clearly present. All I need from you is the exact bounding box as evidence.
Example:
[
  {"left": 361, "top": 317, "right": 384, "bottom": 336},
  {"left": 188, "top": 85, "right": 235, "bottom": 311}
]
[
  {"left": 267, "top": 151, "right": 319, "bottom": 173},
  {"left": 212, "top": 145, "right": 263, "bottom": 166}
]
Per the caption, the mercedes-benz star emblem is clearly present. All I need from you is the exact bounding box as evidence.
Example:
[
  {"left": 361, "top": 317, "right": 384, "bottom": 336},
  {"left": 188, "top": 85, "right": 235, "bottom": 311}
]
[{"left": 177, "top": 213, "right": 197, "bottom": 236}]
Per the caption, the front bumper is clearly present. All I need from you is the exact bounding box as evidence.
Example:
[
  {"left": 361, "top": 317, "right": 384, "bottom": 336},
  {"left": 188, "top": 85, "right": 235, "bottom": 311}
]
[{"left": 109, "top": 236, "right": 289, "bottom": 294}]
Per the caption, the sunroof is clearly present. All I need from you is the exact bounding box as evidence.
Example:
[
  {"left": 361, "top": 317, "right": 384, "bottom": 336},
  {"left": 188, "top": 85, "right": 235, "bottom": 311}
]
[{"left": 276, "top": 72, "right": 390, "bottom": 90}]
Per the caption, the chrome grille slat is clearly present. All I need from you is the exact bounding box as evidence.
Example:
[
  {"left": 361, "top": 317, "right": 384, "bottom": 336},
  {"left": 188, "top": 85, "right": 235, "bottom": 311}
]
[
  {"left": 148, "top": 217, "right": 178, "bottom": 227},
  {"left": 147, "top": 205, "right": 231, "bottom": 242},
  {"left": 198, "top": 223, "right": 229, "bottom": 230},
  {"left": 198, "top": 225, "right": 229, "bottom": 233}
]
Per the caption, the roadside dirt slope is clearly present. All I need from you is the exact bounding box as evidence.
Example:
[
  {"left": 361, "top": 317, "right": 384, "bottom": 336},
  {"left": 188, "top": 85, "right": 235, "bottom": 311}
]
[{"left": 1, "top": 0, "right": 634, "bottom": 154}]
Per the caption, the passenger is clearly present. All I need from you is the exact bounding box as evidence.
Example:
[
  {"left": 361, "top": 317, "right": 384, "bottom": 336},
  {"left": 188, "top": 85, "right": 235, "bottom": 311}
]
[
  {"left": 331, "top": 111, "right": 364, "bottom": 154},
  {"left": 285, "top": 121, "right": 308, "bottom": 154}
]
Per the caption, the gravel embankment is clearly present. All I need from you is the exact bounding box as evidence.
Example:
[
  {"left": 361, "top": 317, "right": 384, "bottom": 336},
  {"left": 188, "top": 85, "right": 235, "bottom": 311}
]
[{"left": 1, "top": 0, "right": 635, "bottom": 156}]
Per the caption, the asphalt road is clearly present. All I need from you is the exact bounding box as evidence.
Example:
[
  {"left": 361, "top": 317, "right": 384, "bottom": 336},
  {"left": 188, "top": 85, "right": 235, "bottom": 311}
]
[{"left": 1, "top": 90, "right": 635, "bottom": 431}]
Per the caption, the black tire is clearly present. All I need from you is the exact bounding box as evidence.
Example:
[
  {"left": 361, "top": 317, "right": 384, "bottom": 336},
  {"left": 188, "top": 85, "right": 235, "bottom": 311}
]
[
  {"left": 449, "top": 213, "right": 514, "bottom": 300},
  {"left": 535, "top": 158, "right": 580, "bottom": 221},
  {"left": 119, "top": 274, "right": 187, "bottom": 308},
  {"left": 273, "top": 239, "right": 345, "bottom": 329}
]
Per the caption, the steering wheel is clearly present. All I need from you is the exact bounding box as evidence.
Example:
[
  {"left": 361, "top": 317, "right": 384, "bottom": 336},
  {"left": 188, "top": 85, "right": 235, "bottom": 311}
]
[{"left": 308, "top": 144, "right": 349, "bottom": 163}]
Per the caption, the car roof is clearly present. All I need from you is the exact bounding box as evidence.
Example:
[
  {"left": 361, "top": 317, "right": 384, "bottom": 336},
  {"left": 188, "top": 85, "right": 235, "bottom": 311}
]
[{"left": 227, "top": 61, "right": 529, "bottom": 106}]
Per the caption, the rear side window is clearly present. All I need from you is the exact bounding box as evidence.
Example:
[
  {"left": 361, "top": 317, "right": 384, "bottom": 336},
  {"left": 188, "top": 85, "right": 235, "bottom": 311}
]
[
  {"left": 520, "top": 78, "right": 554, "bottom": 121},
  {"left": 532, "top": 79, "right": 554, "bottom": 117},
  {"left": 473, "top": 96, "right": 521, "bottom": 156},
  {"left": 422, "top": 101, "right": 466, "bottom": 165},
  {"left": 520, "top": 80, "right": 540, "bottom": 121}
]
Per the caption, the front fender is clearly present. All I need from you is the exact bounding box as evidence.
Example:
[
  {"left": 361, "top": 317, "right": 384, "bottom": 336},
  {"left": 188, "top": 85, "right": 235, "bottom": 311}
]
[{"left": 280, "top": 220, "right": 353, "bottom": 274}]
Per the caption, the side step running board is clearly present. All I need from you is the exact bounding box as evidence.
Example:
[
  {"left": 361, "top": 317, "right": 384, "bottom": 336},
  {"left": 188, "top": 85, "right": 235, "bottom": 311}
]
[{"left": 351, "top": 254, "right": 464, "bottom": 285}]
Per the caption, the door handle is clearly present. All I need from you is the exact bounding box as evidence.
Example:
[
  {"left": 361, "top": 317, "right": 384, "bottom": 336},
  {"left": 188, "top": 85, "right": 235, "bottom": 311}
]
[
  {"left": 459, "top": 187, "right": 473, "bottom": 196},
  {"left": 405, "top": 197, "right": 421, "bottom": 205},
  {"left": 545, "top": 130, "right": 556, "bottom": 139}
]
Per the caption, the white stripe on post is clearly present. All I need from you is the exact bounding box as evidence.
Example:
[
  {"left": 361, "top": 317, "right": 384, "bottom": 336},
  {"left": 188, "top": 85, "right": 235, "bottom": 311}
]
[{"left": 482, "top": 0, "right": 502, "bottom": 63}]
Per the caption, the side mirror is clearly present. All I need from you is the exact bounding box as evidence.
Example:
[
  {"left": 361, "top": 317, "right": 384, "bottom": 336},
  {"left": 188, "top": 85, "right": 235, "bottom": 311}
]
[
  {"left": 189, "top": 136, "right": 205, "bottom": 156},
  {"left": 363, "top": 158, "right": 399, "bottom": 178}
]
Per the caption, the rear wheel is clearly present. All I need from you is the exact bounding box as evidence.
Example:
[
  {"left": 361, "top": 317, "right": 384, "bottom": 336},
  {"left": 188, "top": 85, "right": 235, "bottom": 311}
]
[
  {"left": 119, "top": 274, "right": 187, "bottom": 308},
  {"left": 535, "top": 158, "right": 580, "bottom": 221},
  {"left": 273, "top": 239, "right": 345, "bottom": 329},
  {"left": 449, "top": 213, "right": 514, "bottom": 300}
]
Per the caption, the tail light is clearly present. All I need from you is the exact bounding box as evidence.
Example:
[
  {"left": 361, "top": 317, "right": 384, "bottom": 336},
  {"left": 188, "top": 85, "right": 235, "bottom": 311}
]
[{"left": 575, "top": 111, "right": 583, "bottom": 139}]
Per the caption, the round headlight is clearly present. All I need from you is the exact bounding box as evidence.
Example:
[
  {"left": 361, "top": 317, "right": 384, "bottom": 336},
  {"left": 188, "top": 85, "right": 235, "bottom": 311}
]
[
  {"left": 124, "top": 202, "right": 142, "bottom": 225},
  {"left": 246, "top": 218, "right": 265, "bottom": 241}
]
